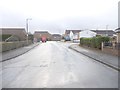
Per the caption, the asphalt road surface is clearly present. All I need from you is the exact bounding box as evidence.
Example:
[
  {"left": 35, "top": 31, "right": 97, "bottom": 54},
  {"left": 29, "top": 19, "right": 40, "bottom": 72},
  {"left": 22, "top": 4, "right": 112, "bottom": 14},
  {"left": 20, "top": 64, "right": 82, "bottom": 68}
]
[{"left": 1, "top": 41, "right": 118, "bottom": 88}]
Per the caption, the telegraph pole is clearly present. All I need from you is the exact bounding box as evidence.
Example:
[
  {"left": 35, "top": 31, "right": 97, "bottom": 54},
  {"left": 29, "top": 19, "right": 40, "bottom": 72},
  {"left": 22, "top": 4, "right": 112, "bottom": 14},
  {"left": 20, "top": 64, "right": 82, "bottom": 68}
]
[
  {"left": 106, "top": 25, "right": 109, "bottom": 36},
  {"left": 26, "top": 18, "right": 32, "bottom": 45}
]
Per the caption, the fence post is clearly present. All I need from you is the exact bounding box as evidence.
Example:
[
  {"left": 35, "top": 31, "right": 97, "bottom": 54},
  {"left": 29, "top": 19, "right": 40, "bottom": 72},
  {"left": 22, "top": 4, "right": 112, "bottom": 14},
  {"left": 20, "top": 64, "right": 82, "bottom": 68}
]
[
  {"left": 101, "top": 42, "right": 104, "bottom": 51},
  {"left": 113, "top": 42, "right": 115, "bottom": 49}
]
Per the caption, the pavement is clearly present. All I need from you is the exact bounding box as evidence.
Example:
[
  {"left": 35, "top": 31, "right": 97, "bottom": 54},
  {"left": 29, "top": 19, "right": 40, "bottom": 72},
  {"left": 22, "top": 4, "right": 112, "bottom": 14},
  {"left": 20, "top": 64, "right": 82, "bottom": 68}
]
[
  {"left": 69, "top": 44, "right": 119, "bottom": 71},
  {"left": 1, "top": 42, "right": 40, "bottom": 62}
]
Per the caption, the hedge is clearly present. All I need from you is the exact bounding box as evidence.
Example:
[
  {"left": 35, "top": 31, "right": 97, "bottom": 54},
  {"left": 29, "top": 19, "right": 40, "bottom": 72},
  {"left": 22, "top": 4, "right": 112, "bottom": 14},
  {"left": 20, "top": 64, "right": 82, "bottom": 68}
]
[
  {"left": 80, "top": 36, "right": 110, "bottom": 49},
  {"left": 1, "top": 34, "right": 12, "bottom": 41},
  {"left": 1, "top": 40, "right": 32, "bottom": 52}
]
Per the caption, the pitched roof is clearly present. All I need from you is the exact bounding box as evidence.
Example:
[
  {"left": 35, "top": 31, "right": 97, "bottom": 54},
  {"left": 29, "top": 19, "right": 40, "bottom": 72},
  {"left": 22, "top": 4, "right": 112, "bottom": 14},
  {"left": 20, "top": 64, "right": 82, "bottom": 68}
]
[
  {"left": 0, "top": 27, "right": 27, "bottom": 40},
  {"left": 0, "top": 27, "right": 25, "bottom": 30},
  {"left": 34, "top": 31, "right": 49, "bottom": 34},
  {"left": 115, "top": 28, "right": 120, "bottom": 33},
  {"left": 65, "top": 30, "right": 81, "bottom": 34},
  {"left": 1, "top": 28, "right": 26, "bottom": 34},
  {"left": 91, "top": 30, "right": 115, "bottom": 36},
  {"left": 52, "top": 34, "right": 61, "bottom": 37},
  {"left": 34, "top": 31, "right": 51, "bottom": 38}
]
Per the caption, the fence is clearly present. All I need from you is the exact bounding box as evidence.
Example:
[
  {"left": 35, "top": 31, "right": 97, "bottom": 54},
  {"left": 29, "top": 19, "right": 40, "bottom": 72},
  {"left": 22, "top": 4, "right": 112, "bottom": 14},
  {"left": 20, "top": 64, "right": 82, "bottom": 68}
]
[{"left": 103, "top": 42, "right": 120, "bottom": 50}]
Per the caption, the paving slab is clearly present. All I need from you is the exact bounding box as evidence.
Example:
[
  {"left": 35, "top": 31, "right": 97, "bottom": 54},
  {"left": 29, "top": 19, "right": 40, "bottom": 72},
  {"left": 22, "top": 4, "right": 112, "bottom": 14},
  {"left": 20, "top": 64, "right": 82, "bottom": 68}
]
[{"left": 69, "top": 44, "right": 119, "bottom": 71}]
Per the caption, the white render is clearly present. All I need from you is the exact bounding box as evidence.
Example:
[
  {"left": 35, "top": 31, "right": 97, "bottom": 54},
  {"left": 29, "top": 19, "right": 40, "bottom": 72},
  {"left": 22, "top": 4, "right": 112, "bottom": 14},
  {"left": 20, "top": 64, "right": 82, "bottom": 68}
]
[{"left": 80, "top": 30, "right": 96, "bottom": 38}]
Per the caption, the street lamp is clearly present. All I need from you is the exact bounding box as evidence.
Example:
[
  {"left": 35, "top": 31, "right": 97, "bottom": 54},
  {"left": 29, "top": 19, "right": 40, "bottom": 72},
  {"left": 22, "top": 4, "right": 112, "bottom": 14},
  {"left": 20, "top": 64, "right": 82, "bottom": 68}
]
[{"left": 26, "top": 18, "right": 32, "bottom": 45}]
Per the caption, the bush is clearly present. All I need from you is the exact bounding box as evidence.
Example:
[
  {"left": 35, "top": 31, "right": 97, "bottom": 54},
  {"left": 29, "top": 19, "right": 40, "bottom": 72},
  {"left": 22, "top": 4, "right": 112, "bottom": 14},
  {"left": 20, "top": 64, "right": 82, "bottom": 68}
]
[
  {"left": 1, "top": 34, "right": 12, "bottom": 41},
  {"left": 1, "top": 40, "right": 32, "bottom": 52},
  {"left": 80, "top": 36, "right": 110, "bottom": 49}
]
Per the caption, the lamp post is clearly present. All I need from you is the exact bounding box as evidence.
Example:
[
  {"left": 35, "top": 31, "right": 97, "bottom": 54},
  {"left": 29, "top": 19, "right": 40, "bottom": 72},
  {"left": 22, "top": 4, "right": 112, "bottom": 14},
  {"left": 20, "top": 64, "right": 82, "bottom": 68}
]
[{"left": 26, "top": 18, "right": 32, "bottom": 45}]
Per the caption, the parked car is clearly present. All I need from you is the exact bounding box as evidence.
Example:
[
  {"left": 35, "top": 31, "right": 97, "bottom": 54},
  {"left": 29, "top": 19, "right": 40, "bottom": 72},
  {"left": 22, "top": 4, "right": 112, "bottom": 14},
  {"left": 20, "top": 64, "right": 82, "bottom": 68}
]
[
  {"left": 64, "top": 36, "right": 70, "bottom": 41},
  {"left": 73, "top": 39, "right": 80, "bottom": 43}
]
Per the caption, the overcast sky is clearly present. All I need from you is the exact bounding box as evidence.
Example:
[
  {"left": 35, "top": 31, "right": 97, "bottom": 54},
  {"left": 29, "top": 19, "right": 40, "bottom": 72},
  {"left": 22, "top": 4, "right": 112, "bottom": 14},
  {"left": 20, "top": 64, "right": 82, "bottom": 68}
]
[{"left": 0, "top": 0, "right": 119, "bottom": 34}]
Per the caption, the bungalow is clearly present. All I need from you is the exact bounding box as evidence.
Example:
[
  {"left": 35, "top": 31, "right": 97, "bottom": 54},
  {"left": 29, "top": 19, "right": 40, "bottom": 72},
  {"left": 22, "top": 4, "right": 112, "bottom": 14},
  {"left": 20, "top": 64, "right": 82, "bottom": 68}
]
[
  {"left": 65, "top": 30, "right": 81, "bottom": 40},
  {"left": 80, "top": 30, "right": 96, "bottom": 38},
  {"left": 91, "top": 30, "right": 115, "bottom": 37},
  {"left": 0, "top": 27, "right": 27, "bottom": 41},
  {"left": 34, "top": 31, "right": 52, "bottom": 42}
]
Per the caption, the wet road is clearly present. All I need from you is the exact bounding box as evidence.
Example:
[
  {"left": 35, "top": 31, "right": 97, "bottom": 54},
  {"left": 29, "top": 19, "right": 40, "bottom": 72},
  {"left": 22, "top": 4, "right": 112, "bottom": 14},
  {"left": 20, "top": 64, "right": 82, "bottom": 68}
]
[{"left": 1, "top": 41, "right": 118, "bottom": 88}]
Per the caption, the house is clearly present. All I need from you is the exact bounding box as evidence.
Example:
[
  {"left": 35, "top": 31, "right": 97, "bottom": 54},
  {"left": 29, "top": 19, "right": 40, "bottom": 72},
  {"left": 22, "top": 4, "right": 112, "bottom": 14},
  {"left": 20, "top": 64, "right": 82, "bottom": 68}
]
[
  {"left": 51, "top": 34, "right": 62, "bottom": 41},
  {"left": 80, "top": 30, "right": 96, "bottom": 38},
  {"left": 115, "top": 28, "right": 120, "bottom": 43},
  {"left": 34, "top": 31, "right": 52, "bottom": 42},
  {"left": 0, "top": 27, "right": 27, "bottom": 41},
  {"left": 91, "top": 30, "right": 115, "bottom": 37},
  {"left": 65, "top": 30, "right": 81, "bottom": 40}
]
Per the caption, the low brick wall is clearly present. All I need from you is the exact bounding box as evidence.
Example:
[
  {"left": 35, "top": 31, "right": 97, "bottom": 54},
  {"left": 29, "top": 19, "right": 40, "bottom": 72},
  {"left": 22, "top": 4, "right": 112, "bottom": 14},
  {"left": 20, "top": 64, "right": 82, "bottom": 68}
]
[
  {"left": 1, "top": 41, "right": 32, "bottom": 52},
  {"left": 102, "top": 47, "right": 119, "bottom": 56}
]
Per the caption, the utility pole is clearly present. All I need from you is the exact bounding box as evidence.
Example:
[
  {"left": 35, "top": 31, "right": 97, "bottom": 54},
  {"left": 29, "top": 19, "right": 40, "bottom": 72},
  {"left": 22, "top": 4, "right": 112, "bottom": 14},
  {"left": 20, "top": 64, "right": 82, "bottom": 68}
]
[
  {"left": 106, "top": 25, "right": 109, "bottom": 36},
  {"left": 26, "top": 18, "right": 32, "bottom": 45}
]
